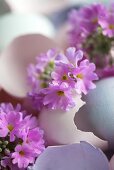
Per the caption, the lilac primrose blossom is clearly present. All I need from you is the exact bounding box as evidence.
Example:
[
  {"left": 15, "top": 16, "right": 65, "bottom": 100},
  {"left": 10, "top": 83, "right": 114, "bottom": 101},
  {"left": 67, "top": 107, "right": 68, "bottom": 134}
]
[
  {"left": 80, "top": 3, "right": 107, "bottom": 33},
  {"left": 68, "top": 4, "right": 106, "bottom": 48},
  {"left": 0, "top": 103, "right": 45, "bottom": 169},
  {"left": 27, "top": 49, "right": 56, "bottom": 91},
  {"left": 73, "top": 59, "right": 98, "bottom": 94},
  {"left": 12, "top": 144, "right": 36, "bottom": 168},
  {"left": 0, "top": 111, "right": 23, "bottom": 142},
  {"left": 68, "top": 3, "right": 114, "bottom": 80},
  {"left": 99, "top": 13, "right": 114, "bottom": 38},
  {"left": 51, "top": 62, "right": 76, "bottom": 88},
  {"left": 55, "top": 47, "right": 83, "bottom": 67},
  {"left": 28, "top": 47, "right": 98, "bottom": 111},
  {"left": 42, "top": 83, "right": 76, "bottom": 111},
  {"left": 68, "top": 10, "right": 86, "bottom": 48},
  {"left": 54, "top": 48, "right": 98, "bottom": 95}
]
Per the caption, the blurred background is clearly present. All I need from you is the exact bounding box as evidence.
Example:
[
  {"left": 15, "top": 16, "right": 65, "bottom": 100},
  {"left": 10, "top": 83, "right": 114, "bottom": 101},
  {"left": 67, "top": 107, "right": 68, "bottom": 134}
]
[{"left": 0, "top": 0, "right": 111, "bottom": 52}]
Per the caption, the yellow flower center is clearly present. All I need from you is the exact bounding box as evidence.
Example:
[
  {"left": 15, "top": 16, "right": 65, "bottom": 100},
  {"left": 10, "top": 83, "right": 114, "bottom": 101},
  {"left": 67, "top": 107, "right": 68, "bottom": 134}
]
[
  {"left": 62, "top": 75, "right": 68, "bottom": 80},
  {"left": 76, "top": 73, "right": 84, "bottom": 79},
  {"left": 92, "top": 17, "right": 98, "bottom": 24},
  {"left": 57, "top": 91, "right": 64, "bottom": 96},
  {"left": 7, "top": 124, "right": 14, "bottom": 131},
  {"left": 19, "top": 151, "right": 25, "bottom": 156},
  {"left": 109, "top": 24, "right": 114, "bottom": 30}
]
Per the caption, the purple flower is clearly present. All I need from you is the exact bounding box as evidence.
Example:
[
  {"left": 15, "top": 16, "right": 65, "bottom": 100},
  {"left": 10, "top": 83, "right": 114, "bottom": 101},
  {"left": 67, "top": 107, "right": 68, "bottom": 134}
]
[
  {"left": 97, "top": 66, "right": 114, "bottom": 79},
  {"left": 68, "top": 4, "right": 106, "bottom": 48},
  {"left": 42, "top": 83, "right": 77, "bottom": 111},
  {"left": 73, "top": 59, "right": 98, "bottom": 94},
  {"left": 23, "top": 114, "right": 38, "bottom": 129},
  {"left": 55, "top": 47, "right": 83, "bottom": 67},
  {"left": 36, "top": 48, "right": 56, "bottom": 72},
  {"left": 28, "top": 92, "right": 45, "bottom": 111},
  {"left": 51, "top": 63, "right": 75, "bottom": 87},
  {"left": 66, "top": 47, "right": 83, "bottom": 67},
  {"left": 12, "top": 144, "right": 36, "bottom": 168},
  {"left": 1, "top": 157, "right": 24, "bottom": 170},
  {"left": 0, "top": 103, "right": 22, "bottom": 113},
  {"left": 68, "top": 10, "right": 86, "bottom": 47},
  {"left": 0, "top": 103, "right": 45, "bottom": 169},
  {"left": 80, "top": 3, "right": 106, "bottom": 33},
  {"left": 99, "top": 13, "right": 114, "bottom": 37},
  {"left": 52, "top": 48, "right": 84, "bottom": 87},
  {"left": 25, "top": 128, "right": 45, "bottom": 155},
  {"left": 28, "top": 47, "right": 98, "bottom": 111},
  {"left": 27, "top": 49, "right": 56, "bottom": 92},
  {"left": 0, "top": 110, "right": 23, "bottom": 141}
]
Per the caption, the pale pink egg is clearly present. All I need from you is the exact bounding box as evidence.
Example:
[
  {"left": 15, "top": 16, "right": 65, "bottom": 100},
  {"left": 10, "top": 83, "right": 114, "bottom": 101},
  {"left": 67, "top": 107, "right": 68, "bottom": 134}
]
[{"left": 0, "top": 34, "right": 58, "bottom": 98}]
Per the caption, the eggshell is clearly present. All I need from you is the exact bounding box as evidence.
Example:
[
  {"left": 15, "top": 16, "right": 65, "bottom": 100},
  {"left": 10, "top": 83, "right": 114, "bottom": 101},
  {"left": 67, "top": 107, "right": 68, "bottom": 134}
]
[
  {"left": 38, "top": 96, "right": 84, "bottom": 145},
  {"left": 5, "top": 0, "right": 69, "bottom": 14},
  {"left": 32, "top": 142, "right": 109, "bottom": 170},
  {"left": 38, "top": 95, "right": 107, "bottom": 149},
  {"left": 0, "top": 13, "right": 55, "bottom": 51},
  {"left": 75, "top": 77, "right": 114, "bottom": 147},
  {"left": 0, "top": 34, "right": 58, "bottom": 98}
]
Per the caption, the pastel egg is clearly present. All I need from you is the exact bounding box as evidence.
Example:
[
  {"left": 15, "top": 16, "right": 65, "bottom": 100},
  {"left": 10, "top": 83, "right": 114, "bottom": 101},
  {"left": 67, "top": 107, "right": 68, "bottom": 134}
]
[
  {"left": 0, "top": 34, "right": 58, "bottom": 98},
  {"left": 38, "top": 95, "right": 107, "bottom": 149},
  {"left": 33, "top": 142, "right": 109, "bottom": 170},
  {"left": 0, "top": 13, "right": 55, "bottom": 51},
  {"left": 5, "top": 0, "right": 69, "bottom": 14},
  {"left": 75, "top": 77, "right": 114, "bottom": 146}
]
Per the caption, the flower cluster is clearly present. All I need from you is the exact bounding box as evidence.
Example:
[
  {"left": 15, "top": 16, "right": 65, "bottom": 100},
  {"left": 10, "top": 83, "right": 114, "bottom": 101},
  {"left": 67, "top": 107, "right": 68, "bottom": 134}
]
[
  {"left": 0, "top": 103, "right": 45, "bottom": 169},
  {"left": 28, "top": 47, "right": 98, "bottom": 111},
  {"left": 68, "top": 3, "right": 114, "bottom": 78}
]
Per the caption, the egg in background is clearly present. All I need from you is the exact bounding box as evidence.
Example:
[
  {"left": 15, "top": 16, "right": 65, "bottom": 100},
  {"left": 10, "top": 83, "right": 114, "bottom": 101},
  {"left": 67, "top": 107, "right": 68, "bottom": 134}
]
[
  {"left": 0, "top": 13, "right": 55, "bottom": 51},
  {"left": 75, "top": 77, "right": 114, "bottom": 147}
]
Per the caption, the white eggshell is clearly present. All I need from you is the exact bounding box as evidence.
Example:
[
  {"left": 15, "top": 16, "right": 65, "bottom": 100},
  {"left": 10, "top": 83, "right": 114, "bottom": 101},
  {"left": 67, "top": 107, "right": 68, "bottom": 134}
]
[
  {"left": 0, "top": 13, "right": 55, "bottom": 51},
  {"left": 5, "top": 0, "right": 69, "bottom": 14},
  {"left": 38, "top": 97, "right": 85, "bottom": 145},
  {"left": 38, "top": 95, "right": 107, "bottom": 148},
  {"left": 75, "top": 77, "right": 114, "bottom": 146},
  {"left": 0, "top": 34, "right": 58, "bottom": 98}
]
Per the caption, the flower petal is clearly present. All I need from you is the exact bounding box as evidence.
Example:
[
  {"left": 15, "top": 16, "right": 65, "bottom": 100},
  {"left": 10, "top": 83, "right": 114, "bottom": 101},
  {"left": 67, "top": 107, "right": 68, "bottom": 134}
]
[
  {"left": 32, "top": 142, "right": 109, "bottom": 170},
  {"left": 0, "top": 34, "right": 58, "bottom": 97}
]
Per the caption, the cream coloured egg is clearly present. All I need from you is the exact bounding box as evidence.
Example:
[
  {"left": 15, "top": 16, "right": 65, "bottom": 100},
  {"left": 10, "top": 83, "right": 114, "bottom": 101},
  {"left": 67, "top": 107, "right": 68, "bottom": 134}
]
[{"left": 0, "top": 13, "right": 55, "bottom": 51}]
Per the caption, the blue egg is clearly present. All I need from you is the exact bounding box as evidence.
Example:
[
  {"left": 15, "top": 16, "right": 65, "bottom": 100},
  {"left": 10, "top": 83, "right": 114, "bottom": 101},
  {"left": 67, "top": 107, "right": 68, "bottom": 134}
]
[{"left": 75, "top": 77, "right": 114, "bottom": 145}]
